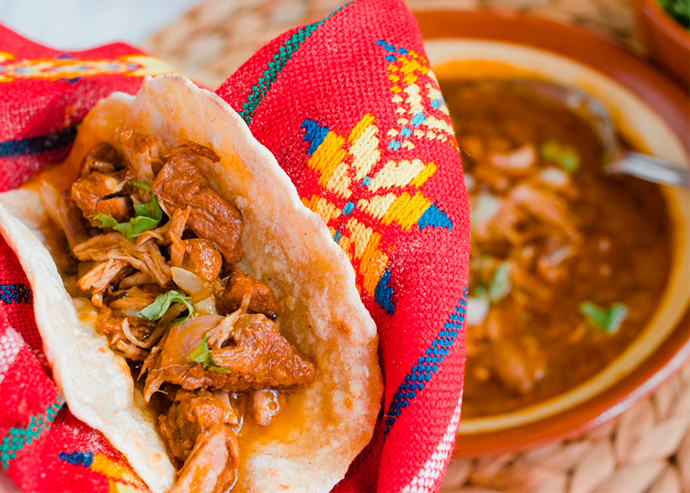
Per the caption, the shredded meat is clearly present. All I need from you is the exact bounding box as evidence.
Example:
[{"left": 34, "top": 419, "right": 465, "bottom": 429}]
[
  {"left": 217, "top": 268, "right": 281, "bottom": 319},
  {"left": 96, "top": 287, "right": 172, "bottom": 359},
  {"left": 77, "top": 259, "right": 130, "bottom": 307},
  {"left": 97, "top": 306, "right": 151, "bottom": 360},
  {"left": 159, "top": 390, "right": 239, "bottom": 493},
  {"left": 118, "top": 271, "right": 156, "bottom": 290},
  {"left": 152, "top": 146, "right": 243, "bottom": 264},
  {"left": 133, "top": 208, "right": 190, "bottom": 248},
  {"left": 73, "top": 232, "right": 171, "bottom": 286},
  {"left": 491, "top": 338, "right": 546, "bottom": 394},
  {"left": 143, "top": 314, "right": 316, "bottom": 398},
  {"left": 120, "top": 130, "right": 164, "bottom": 186},
  {"left": 71, "top": 170, "right": 131, "bottom": 225},
  {"left": 80, "top": 142, "right": 122, "bottom": 176}
]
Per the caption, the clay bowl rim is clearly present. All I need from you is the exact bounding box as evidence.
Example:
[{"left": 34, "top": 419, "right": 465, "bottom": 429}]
[{"left": 414, "top": 9, "right": 690, "bottom": 456}]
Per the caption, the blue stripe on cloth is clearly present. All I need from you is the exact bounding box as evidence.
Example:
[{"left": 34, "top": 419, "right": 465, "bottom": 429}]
[
  {"left": 0, "top": 284, "right": 32, "bottom": 305},
  {"left": 374, "top": 268, "right": 396, "bottom": 315},
  {"left": 383, "top": 286, "right": 468, "bottom": 439},
  {"left": 0, "top": 125, "right": 77, "bottom": 158},
  {"left": 58, "top": 451, "right": 94, "bottom": 468},
  {"left": 418, "top": 203, "right": 453, "bottom": 231}
]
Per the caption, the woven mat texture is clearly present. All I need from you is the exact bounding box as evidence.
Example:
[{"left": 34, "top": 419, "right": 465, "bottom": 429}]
[{"left": 147, "top": 1, "right": 690, "bottom": 492}]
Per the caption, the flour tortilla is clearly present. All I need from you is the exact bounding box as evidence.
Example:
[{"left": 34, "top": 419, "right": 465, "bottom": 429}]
[{"left": 0, "top": 75, "right": 382, "bottom": 493}]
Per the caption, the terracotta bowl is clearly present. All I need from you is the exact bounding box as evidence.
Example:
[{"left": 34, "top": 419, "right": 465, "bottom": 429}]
[
  {"left": 635, "top": 0, "right": 690, "bottom": 86},
  {"left": 415, "top": 10, "right": 690, "bottom": 457}
]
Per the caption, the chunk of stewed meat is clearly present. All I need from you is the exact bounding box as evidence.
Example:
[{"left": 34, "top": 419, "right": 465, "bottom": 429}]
[
  {"left": 252, "top": 390, "right": 282, "bottom": 427},
  {"left": 152, "top": 146, "right": 243, "bottom": 264},
  {"left": 170, "top": 235, "right": 222, "bottom": 282},
  {"left": 80, "top": 142, "right": 122, "bottom": 177},
  {"left": 159, "top": 390, "right": 239, "bottom": 493},
  {"left": 119, "top": 130, "right": 164, "bottom": 186},
  {"left": 217, "top": 268, "right": 281, "bottom": 319},
  {"left": 143, "top": 314, "right": 316, "bottom": 398},
  {"left": 71, "top": 171, "right": 131, "bottom": 225}
]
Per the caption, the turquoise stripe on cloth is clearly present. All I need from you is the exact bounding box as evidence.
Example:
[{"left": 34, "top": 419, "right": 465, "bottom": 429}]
[{"left": 238, "top": 1, "right": 353, "bottom": 125}]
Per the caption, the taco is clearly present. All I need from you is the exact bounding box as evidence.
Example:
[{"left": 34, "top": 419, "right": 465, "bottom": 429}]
[{"left": 0, "top": 74, "right": 382, "bottom": 493}]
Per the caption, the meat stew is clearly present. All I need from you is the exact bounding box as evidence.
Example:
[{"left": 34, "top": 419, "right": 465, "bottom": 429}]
[{"left": 439, "top": 79, "right": 673, "bottom": 418}]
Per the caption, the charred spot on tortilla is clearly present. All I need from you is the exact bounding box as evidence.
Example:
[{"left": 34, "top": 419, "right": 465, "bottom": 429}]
[{"left": 0, "top": 76, "right": 381, "bottom": 493}]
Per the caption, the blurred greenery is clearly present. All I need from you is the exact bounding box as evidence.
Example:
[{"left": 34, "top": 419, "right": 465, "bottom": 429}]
[{"left": 657, "top": 0, "right": 690, "bottom": 29}]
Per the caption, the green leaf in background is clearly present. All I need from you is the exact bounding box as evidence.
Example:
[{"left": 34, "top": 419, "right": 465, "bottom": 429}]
[
  {"left": 539, "top": 141, "right": 580, "bottom": 174},
  {"left": 188, "top": 336, "right": 230, "bottom": 373},
  {"left": 489, "top": 261, "right": 512, "bottom": 302},
  {"left": 473, "top": 284, "right": 489, "bottom": 300},
  {"left": 140, "top": 290, "right": 195, "bottom": 324},
  {"left": 579, "top": 301, "right": 629, "bottom": 334},
  {"left": 657, "top": 0, "right": 690, "bottom": 29}
]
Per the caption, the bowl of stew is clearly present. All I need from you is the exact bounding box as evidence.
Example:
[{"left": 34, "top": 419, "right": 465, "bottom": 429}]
[{"left": 417, "top": 10, "right": 690, "bottom": 455}]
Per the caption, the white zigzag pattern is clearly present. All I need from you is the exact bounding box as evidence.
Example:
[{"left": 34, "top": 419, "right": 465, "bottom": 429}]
[
  {"left": 0, "top": 328, "right": 22, "bottom": 385},
  {"left": 401, "top": 391, "right": 463, "bottom": 493}
]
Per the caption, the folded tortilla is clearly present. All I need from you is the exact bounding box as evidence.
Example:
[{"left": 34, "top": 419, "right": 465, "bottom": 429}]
[{"left": 0, "top": 75, "right": 382, "bottom": 493}]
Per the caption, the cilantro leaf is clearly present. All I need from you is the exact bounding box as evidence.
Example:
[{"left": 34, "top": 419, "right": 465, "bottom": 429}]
[
  {"left": 112, "top": 215, "right": 160, "bottom": 240},
  {"left": 90, "top": 194, "right": 163, "bottom": 240},
  {"left": 128, "top": 180, "right": 152, "bottom": 192},
  {"left": 539, "top": 141, "right": 580, "bottom": 174},
  {"left": 133, "top": 194, "right": 163, "bottom": 222},
  {"left": 579, "top": 301, "right": 628, "bottom": 334},
  {"left": 92, "top": 213, "right": 119, "bottom": 229},
  {"left": 188, "top": 336, "right": 230, "bottom": 373},
  {"left": 140, "top": 290, "right": 195, "bottom": 324}
]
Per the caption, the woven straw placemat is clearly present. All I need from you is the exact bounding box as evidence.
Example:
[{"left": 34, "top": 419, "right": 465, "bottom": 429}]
[{"left": 146, "top": 1, "right": 690, "bottom": 492}]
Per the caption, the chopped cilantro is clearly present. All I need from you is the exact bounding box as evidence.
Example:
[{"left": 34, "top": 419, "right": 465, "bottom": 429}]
[
  {"left": 488, "top": 262, "right": 512, "bottom": 302},
  {"left": 128, "top": 180, "right": 152, "bottom": 192},
  {"left": 539, "top": 141, "right": 580, "bottom": 174},
  {"left": 472, "top": 261, "right": 512, "bottom": 303},
  {"left": 657, "top": 0, "right": 689, "bottom": 29},
  {"left": 140, "top": 290, "right": 195, "bottom": 324},
  {"left": 92, "top": 213, "right": 119, "bottom": 229},
  {"left": 473, "top": 284, "right": 488, "bottom": 299},
  {"left": 90, "top": 193, "right": 163, "bottom": 240},
  {"left": 188, "top": 336, "right": 230, "bottom": 373},
  {"left": 579, "top": 301, "right": 628, "bottom": 334},
  {"left": 63, "top": 266, "right": 78, "bottom": 276}
]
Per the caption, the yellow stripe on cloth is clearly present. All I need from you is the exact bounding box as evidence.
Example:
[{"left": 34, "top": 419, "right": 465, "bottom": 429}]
[
  {"left": 306, "top": 131, "right": 347, "bottom": 190},
  {"left": 348, "top": 114, "right": 380, "bottom": 181},
  {"left": 382, "top": 192, "right": 431, "bottom": 231},
  {"left": 301, "top": 195, "right": 341, "bottom": 225}
]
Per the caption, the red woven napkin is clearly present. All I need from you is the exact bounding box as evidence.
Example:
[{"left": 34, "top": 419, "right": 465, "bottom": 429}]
[{"left": 0, "top": 1, "right": 470, "bottom": 492}]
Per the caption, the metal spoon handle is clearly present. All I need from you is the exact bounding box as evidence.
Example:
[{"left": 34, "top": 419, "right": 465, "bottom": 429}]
[{"left": 603, "top": 152, "right": 690, "bottom": 190}]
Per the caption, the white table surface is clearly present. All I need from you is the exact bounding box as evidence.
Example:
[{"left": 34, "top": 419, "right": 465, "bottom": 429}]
[{"left": 0, "top": 0, "right": 199, "bottom": 50}]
